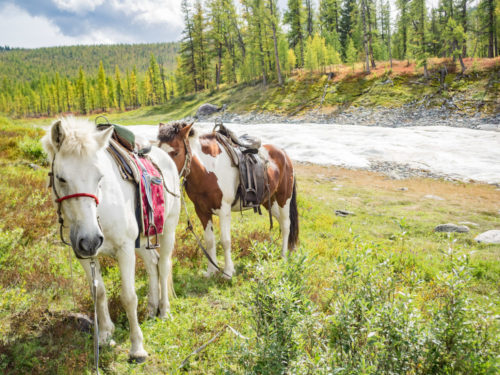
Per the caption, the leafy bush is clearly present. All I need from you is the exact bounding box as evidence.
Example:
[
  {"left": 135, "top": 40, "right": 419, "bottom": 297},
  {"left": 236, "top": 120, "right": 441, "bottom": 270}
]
[
  {"left": 236, "top": 246, "right": 317, "bottom": 375},
  {"left": 232, "top": 243, "right": 498, "bottom": 375},
  {"left": 18, "top": 136, "right": 46, "bottom": 163}
]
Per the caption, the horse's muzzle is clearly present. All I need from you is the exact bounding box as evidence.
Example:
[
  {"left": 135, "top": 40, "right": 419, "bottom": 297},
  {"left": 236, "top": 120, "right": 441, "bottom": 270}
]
[{"left": 72, "top": 232, "right": 104, "bottom": 258}]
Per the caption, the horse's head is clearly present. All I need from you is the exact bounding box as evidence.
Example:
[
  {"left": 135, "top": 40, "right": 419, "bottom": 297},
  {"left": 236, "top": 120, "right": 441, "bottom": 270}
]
[
  {"left": 42, "top": 118, "right": 114, "bottom": 258},
  {"left": 158, "top": 121, "right": 194, "bottom": 174}
]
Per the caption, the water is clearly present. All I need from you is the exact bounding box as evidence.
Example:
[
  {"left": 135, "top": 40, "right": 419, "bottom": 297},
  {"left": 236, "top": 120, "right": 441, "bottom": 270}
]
[{"left": 129, "top": 123, "right": 500, "bottom": 184}]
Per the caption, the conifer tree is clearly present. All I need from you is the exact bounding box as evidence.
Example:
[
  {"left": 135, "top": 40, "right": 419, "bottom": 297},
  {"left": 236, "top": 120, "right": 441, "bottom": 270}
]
[
  {"left": 284, "top": 0, "right": 306, "bottom": 66},
  {"left": 97, "top": 61, "right": 108, "bottom": 111},
  {"left": 77, "top": 67, "right": 87, "bottom": 114},
  {"left": 115, "top": 66, "right": 124, "bottom": 110}
]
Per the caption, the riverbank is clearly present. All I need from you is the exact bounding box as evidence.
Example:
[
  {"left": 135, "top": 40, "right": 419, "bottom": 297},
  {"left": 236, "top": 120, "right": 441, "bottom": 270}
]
[{"left": 198, "top": 105, "right": 500, "bottom": 129}]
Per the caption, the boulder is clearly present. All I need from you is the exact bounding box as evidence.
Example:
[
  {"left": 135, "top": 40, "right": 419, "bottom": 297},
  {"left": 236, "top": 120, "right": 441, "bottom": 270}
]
[
  {"left": 195, "top": 103, "right": 227, "bottom": 118},
  {"left": 474, "top": 230, "right": 500, "bottom": 244},
  {"left": 434, "top": 223, "right": 469, "bottom": 233}
]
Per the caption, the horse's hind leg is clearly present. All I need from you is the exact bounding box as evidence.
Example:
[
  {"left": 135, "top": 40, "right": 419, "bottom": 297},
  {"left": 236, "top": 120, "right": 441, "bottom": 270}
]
[
  {"left": 117, "top": 247, "right": 148, "bottom": 361},
  {"left": 136, "top": 247, "right": 160, "bottom": 318},
  {"left": 158, "top": 214, "right": 178, "bottom": 318},
  {"left": 269, "top": 199, "right": 291, "bottom": 258},
  {"left": 80, "top": 258, "right": 115, "bottom": 345}
]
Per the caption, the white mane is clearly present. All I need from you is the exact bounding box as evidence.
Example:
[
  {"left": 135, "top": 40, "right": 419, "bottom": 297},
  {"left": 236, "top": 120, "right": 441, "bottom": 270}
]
[{"left": 42, "top": 116, "right": 102, "bottom": 159}]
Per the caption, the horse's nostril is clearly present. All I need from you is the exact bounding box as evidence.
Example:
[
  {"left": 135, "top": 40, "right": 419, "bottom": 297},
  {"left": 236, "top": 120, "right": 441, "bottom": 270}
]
[
  {"left": 96, "top": 235, "right": 104, "bottom": 249},
  {"left": 79, "top": 237, "right": 88, "bottom": 252}
]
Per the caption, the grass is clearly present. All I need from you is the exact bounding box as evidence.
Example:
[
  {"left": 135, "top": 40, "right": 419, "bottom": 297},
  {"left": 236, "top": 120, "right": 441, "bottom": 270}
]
[{"left": 0, "top": 115, "right": 499, "bottom": 373}]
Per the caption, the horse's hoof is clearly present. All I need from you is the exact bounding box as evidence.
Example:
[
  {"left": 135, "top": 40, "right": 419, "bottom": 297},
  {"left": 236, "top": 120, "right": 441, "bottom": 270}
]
[
  {"left": 128, "top": 355, "right": 147, "bottom": 364},
  {"left": 203, "top": 269, "right": 217, "bottom": 278},
  {"left": 147, "top": 305, "right": 159, "bottom": 319}
]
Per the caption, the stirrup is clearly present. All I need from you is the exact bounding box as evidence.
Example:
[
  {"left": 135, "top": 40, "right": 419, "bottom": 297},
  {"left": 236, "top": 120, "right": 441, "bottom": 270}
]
[{"left": 145, "top": 223, "right": 160, "bottom": 249}]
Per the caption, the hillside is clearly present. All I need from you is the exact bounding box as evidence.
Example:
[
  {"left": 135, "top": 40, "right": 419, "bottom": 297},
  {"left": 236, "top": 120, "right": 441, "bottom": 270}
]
[{"left": 0, "top": 43, "right": 179, "bottom": 81}]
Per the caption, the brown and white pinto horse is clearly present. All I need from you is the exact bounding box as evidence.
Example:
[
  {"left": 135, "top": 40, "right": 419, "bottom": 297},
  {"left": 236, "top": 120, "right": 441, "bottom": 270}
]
[{"left": 158, "top": 122, "right": 298, "bottom": 278}]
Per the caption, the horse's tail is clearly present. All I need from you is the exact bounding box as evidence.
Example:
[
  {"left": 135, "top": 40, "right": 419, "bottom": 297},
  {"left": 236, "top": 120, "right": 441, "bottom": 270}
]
[{"left": 288, "top": 177, "right": 299, "bottom": 251}]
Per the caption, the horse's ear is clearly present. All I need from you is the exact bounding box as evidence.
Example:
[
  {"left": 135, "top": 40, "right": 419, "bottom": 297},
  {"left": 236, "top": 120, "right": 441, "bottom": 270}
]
[
  {"left": 95, "top": 126, "right": 114, "bottom": 150},
  {"left": 50, "top": 120, "right": 66, "bottom": 150},
  {"left": 159, "top": 122, "right": 165, "bottom": 128},
  {"left": 180, "top": 122, "right": 194, "bottom": 139}
]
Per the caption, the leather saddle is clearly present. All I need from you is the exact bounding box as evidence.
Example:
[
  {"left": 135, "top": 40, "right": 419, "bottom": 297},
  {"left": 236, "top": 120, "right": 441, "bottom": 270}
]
[
  {"left": 213, "top": 123, "right": 268, "bottom": 213},
  {"left": 97, "top": 122, "right": 152, "bottom": 155}
]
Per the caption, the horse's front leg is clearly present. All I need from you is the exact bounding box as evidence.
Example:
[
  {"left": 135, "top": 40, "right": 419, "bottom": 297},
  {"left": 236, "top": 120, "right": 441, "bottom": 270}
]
[
  {"left": 116, "top": 247, "right": 148, "bottom": 362},
  {"left": 195, "top": 207, "right": 218, "bottom": 278},
  {"left": 80, "top": 258, "right": 115, "bottom": 345},
  {"left": 219, "top": 202, "right": 234, "bottom": 278},
  {"left": 136, "top": 247, "right": 159, "bottom": 318}
]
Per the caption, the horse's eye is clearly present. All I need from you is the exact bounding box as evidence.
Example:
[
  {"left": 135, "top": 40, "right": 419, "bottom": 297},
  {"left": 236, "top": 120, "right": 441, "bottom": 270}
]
[{"left": 57, "top": 175, "right": 66, "bottom": 183}]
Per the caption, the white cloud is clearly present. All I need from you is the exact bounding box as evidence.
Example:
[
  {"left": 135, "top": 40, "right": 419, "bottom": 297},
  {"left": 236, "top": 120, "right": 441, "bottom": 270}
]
[
  {"left": 53, "top": 0, "right": 105, "bottom": 14},
  {"left": 0, "top": 3, "right": 129, "bottom": 47}
]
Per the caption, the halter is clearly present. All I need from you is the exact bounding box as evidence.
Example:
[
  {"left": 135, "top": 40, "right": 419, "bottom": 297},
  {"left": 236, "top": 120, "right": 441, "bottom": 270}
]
[{"left": 179, "top": 138, "right": 192, "bottom": 179}]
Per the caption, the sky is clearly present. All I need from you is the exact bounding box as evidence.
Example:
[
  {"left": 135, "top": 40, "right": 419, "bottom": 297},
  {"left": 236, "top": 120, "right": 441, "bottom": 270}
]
[{"left": 0, "top": 0, "right": 444, "bottom": 49}]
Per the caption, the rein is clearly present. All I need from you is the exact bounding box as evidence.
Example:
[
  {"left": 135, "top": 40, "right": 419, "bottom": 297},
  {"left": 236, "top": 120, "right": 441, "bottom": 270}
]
[{"left": 178, "top": 138, "right": 231, "bottom": 278}]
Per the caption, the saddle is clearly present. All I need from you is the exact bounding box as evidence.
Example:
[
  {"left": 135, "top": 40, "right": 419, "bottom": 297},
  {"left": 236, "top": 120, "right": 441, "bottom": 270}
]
[
  {"left": 96, "top": 122, "right": 164, "bottom": 249},
  {"left": 213, "top": 123, "right": 269, "bottom": 215}
]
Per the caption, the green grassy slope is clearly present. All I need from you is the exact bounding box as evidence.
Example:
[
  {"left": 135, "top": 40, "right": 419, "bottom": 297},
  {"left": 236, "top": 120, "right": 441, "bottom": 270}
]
[{"left": 0, "top": 115, "right": 498, "bottom": 373}]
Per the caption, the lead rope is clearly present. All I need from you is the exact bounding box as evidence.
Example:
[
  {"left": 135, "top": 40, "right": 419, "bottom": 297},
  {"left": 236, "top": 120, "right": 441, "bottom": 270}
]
[{"left": 90, "top": 259, "right": 100, "bottom": 374}]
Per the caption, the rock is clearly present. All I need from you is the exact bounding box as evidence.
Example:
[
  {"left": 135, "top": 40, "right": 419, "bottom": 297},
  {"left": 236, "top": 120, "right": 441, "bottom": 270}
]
[
  {"left": 29, "top": 163, "right": 40, "bottom": 171},
  {"left": 475, "top": 230, "right": 500, "bottom": 244},
  {"left": 434, "top": 223, "right": 470, "bottom": 233},
  {"left": 195, "top": 103, "right": 227, "bottom": 118},
  {"left": 335, "top": 210, "right": 355, "bottom": 217},
  {"left": 398, "top": 187, "right": 408, "bottom": 191},
  {"left": 458, "top": 221, "right": 479, "bottom": 227},
  {"left": 65, "top": 312, "right": 93, "bottom": 333},
  {"left": 424, "top": 194, "right": 445, "bottom": 201}
]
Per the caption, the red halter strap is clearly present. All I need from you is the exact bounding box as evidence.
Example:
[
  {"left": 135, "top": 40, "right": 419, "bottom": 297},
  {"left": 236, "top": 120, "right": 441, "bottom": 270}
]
[{"left": 56, "top": 193, "right": 99, "bottom": 205}]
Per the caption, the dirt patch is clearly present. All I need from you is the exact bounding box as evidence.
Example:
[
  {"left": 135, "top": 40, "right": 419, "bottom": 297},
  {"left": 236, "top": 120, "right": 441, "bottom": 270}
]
[{"left": 295, "top": 162, "right": 500, "bottom": 213}]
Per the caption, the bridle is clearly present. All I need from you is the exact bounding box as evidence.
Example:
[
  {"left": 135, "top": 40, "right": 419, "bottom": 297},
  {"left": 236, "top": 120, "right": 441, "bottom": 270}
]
[
  {"left": 48, "top": 153, "right": 100, "bottom": 251},
  {"left": 178, "top": 138, "right": 192, "bottom": 179}
]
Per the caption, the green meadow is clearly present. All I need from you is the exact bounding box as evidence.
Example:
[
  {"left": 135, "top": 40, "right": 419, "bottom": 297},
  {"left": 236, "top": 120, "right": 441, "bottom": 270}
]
[{"left": 0, "top": 115, "right": 498, "bottom": 374}]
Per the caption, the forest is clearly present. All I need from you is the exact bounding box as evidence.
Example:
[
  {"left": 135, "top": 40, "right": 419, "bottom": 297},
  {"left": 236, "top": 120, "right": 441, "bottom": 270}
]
[{"left": 0, "top": 0, "right": 498, "bottom": 117}]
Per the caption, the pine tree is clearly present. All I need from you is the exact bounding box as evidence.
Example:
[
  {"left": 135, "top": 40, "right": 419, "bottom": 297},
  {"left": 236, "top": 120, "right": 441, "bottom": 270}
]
[
  {"left": 339, "top": 0, "right": 356, "bottom": 59},
  {"left": 265, "top": 0, "right": 283, "bottom": 85},
  {"left": 409, "top": 0, "right": 429, "bottom": 77},
  {"left": 346, "top": 37, "right": 358, "bottom": 71},
  {"left": 284, "top": 0, "right": 306, "bottom": 66},
  {"left": 77, "top": 67, "right": 87, "bottom": 114},
  {"left": 115, "top": 66, "right": 124, "bottom": 110},
  {"left": 97, "top": 61, "right": 108, "bottom": 111}
]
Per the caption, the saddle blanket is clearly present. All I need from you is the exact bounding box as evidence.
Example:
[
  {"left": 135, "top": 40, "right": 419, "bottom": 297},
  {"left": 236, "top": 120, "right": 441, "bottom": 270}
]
[{"left": 133, "top": 156, "right": 165, "bottom": 236}]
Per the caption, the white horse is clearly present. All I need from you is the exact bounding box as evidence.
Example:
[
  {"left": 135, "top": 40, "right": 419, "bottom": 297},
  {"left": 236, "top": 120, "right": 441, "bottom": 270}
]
[{"left": 42, "top": 117, "right": 180, "bottom": 362}]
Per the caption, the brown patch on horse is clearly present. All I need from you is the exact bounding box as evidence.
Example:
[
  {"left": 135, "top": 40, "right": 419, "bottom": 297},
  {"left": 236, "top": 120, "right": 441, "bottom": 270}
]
[
  {"left": 199, "top": 134, "right": 222, "bottom": 157},
  {"left": 263, "top": 144, "right": 294, "bottom": 208},
  {"left": 184, "top": 155, "right": 223, "bottom": 228}
]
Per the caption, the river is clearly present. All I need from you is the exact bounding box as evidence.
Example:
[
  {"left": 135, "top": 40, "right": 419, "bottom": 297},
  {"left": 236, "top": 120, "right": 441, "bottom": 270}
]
[{"left": 129, "top": 123, "right": 500, "bottom": 185}]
